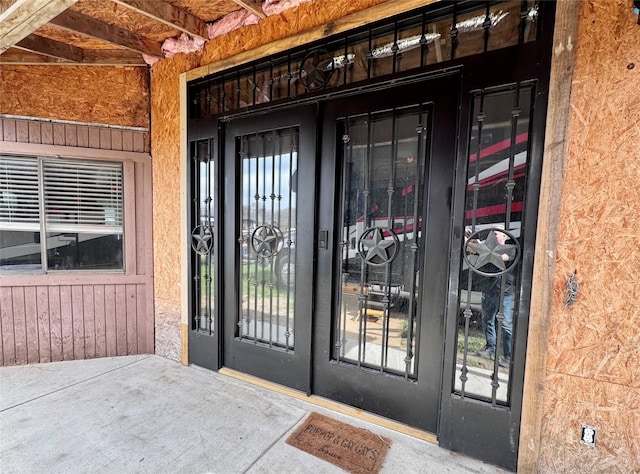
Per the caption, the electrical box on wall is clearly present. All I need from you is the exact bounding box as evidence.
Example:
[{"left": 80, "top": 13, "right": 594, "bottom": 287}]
[{"left": 580, "top": 425, "right": 597, "bottom": 447}]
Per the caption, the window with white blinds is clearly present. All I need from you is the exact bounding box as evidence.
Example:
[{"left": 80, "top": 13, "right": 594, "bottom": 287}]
[
  {"left": 0, "top": 156, "right": 40, "bottom": 231},
  {"left": 43, "top": 159, "right": 123, "bottom": 234},
  {"left": 1, "top": 155, "right": 124, "bottom": 272}
]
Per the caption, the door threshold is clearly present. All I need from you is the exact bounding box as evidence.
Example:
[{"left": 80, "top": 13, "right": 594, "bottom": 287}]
[{"left": 218, "top": 367, "right": 439, "bottom": 445}]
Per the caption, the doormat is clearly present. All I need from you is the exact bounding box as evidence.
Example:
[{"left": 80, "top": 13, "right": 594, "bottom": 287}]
[{"left": 286, "top": 412, "right": 391, "bottom": 473}]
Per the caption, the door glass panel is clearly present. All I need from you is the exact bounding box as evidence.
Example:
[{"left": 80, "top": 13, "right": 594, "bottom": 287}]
[
  {"left": 455, "top": 85, "right": 533, "bottom": 404},
  {"left": 191, "top": 139, "right": 215, "bottom": 334},
  {"left": 335, "top": 106, "right": 428, "bottom": 378},
  {"left": 238, "top": 127, "right": 298, "bottom": 351}
]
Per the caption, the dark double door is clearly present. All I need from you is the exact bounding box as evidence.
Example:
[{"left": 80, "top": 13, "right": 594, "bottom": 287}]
[{"left": 219, "top": 74, "right": 459, "bottom": 432}]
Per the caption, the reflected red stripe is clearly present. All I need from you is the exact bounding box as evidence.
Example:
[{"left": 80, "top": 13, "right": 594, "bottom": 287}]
[
  {"left": 466, "top": 201, "right": 523, "bottom": 219},
  {"left": 469, "top": 132, "right": 528, "bottom": 163}
]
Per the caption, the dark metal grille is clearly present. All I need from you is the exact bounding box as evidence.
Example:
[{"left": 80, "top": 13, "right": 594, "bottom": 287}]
[
  {"left": 188, "top": 1, "right": 540, "bottom": 119},
  {"left": 191, "top": 138, "right": 216, "bottom": 334},
  {"left": 334, "top": 106, "right": 428, "bottom": 379},
  {"left": 455, "top": 83, "right": 533, "bottom": 405},
  {"left": 237, "top": 127, "right": 298, "bottom": 351}
]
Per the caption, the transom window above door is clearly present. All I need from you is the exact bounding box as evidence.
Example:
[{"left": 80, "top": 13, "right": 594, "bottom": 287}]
[{"left": 189, "top": 0, "right": 540, "bottom": 118}]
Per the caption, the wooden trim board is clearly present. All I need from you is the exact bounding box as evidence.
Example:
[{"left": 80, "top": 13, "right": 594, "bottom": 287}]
[{"left": 185, "top": 0, "right": 440, "bottom": 82}]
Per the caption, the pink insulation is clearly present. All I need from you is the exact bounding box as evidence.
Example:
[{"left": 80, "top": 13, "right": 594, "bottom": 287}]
[
  {"left": 207, "top": 10, "right": 260, "bottom": 39},
  {"left": 207, "top": 0, "right": 313, "bottom": 39},
  {"left": 161, "top": 33, "right": 206, "bottom": 58},
  {"left": 147, "top": 0, "right": 315, "bottom": 64},
  {"left": 263, "top": 0, "right": 313, "bottom": 17}
]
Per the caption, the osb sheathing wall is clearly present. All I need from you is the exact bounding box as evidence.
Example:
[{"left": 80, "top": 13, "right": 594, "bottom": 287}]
[
  {"left": 150, "top": 0, "right": 389, "bottom": 361},
  {"left": 0, "top": 66, "right": 149, "bottom": 128},
  {"left": 537, "top": 1, "right": 640, "bottom": 472}
]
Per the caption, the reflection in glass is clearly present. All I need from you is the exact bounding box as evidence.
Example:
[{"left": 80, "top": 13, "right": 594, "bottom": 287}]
[
  {"left": 335, "top": 107, "right": 428, "bottom": 379},
  {"left": 238, "top": 128, "right": 298, "bottom": 351},
  {"left": 0, "top": 230, "right": 42, "bottom": 271},
  {"left": 455, "top": 85, "right": 533, "bottom": 404},
  {"left": 46, "top": 233, "right": 122, "bottom": 270}
]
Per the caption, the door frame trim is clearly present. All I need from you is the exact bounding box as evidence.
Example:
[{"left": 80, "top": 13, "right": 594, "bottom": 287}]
[{"left": 219, "top": 366, "right": 439, "bottom": 444}]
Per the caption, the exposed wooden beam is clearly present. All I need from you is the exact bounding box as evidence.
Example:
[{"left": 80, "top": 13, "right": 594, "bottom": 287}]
[
  {"left": 0, "top": 48, "right": 147, "bottom": 66},
  {"left": 113, "top": 0, "right": 208, "bottom": 41},
  {"left": 1, "top": 1, "right": 18, "bottom": 15},
  {"left": 14, "top": 33, "right": 82, "bottom": 61},
  {"left": 187, "top": 0, "right": 440, "bottom": 82},
  {"left": 231, "top": 0, "right": 265, "bottom": 20},
  {"left": 0, "top": 0, "right": 78, "bottom": 54},
  {"left": 49, "top": 9, "right": 163, "bottom": 58}
]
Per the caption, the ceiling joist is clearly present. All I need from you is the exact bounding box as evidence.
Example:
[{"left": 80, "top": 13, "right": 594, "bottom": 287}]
[
  {"left": 113, "top": 0, "right": 209, "bottom": 41},
  {"left": 0, "top": 0, "right": 78, "bottom": 54},
  {"left": 49, "top": 9, "right": 163, "bottom": 58},
  {"left": 0, "top": 48, "right": 147, "bottom": 66},
  {"left": 14, "top": 33, "right": 82, "bottom": 61},
  {"left": 231, "top": 0, "right": 265, "bottom": 19}
]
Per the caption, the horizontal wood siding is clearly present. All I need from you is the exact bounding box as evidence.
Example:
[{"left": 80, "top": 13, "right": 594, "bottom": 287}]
[
  {"left": 1, "top": 119, "right": 154, "bottom": 366},
  {"left": 0, "top": 117, "right": 148, "bottom": 152},
  {"left": 0, "top": 284, "right": 152, "bottom": 365}
]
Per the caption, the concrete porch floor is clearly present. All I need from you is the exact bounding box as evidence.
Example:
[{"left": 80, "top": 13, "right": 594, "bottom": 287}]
[{"left": 0, "top": 355, "right": 506, "bottom": 473}]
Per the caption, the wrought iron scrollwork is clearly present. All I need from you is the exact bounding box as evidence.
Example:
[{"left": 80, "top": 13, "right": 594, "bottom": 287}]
[
  {"left": 357, "top": 227, "right": 400, "bottom": 266},
  {"left": 191, "top": 225, "right": 214, "bottom": 255},
  {"left": 251, "top": 224, "right": 283, "bottom": 258}
]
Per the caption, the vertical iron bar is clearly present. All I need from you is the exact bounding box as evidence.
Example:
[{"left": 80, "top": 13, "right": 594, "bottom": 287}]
[
  {"left": 518, "top": 0, "right": 529, "bottom": 44},
  {"left": 242, "top": 138, "right": 251, "bottom": 337},
  {"left": 460, "top": 92, "right": 486, "bottom": 395},
  {"left": 338, "top": 119, "right": 352, "bottom": 362},
  {"left": 253, "top": 135, "right": 260, "bottom": 343},
  {"left": 252, "top": 66, "right": 257, "bottom": 107},
  {"left": 287, "top": 54, "right": 292, "bottom": 98},
  {"left": 381, "top": 112, "right": 398, "bottom": 371},
  {"left": 221, "top": 77, "right": 226, "bottom": 113},
  {"left": 450, "top": 3, "right": 458, "bottom": 60},
  {"left": 392, "top": 22, "right": 399, "bottom": 74},
  {"left": 192, "top": 144, "right": 201, "bottom": 331},
  {"left": 343, "top": 37, "right": 349, "bottom": 86},
  {"left": 206, "top": 138, "right": 214, "bottom": 334},
  {"left": 236, "top": 72, "right": 241, "bottom": 110},
  {"left": 267, "top": 131, "right": 276, "bottom": 347},
  {"left": 420, "top": 12, "right": 427, "bottom": 68},
  {"left": 357, "top": 113, "right": 373, "bottom": 367},
  {"left": 404, "top": 108, "right": 425, "bottom": 380},
  {"left": 483, "top": 2, "right": 491, "bottom": 53},
  {"left": 260, "top": 134, "right": 267, "bottom": 340},
  {"left": 367, "top": 28, "right": 373, "bottom": 80},
  {"left": 284, "top": 127, "right": 295, "bottom": 350},
  {"left": 276, "top": 132, "right": 283, "bottom": 343}
]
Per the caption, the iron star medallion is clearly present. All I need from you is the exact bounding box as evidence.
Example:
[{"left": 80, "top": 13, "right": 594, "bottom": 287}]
[
  {"left": 357, "top": 227, "right": 400, "bottom": 266},
  {"left": 251, "top": 225, "right": 282, "bottom": 258},
  {"left": 464, "top": 228, "right": 520, "bottom": 276},
  {"left": 191, "top": 225, "right": 213, "bottom": 255}
]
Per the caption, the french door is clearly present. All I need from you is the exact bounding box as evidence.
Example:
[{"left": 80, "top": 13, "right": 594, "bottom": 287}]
[
  {"left": 222, "top": 107, "right": 316, "bottom": 392},
  {"left": 218, "top": 74, "right": 458, "bottom": 430},
  {"left": 314, "top": 75, "right": 459, "bottom": 432}
]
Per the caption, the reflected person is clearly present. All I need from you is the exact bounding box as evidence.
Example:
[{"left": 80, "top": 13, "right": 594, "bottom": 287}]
[{"left": 475, "top": 229, "right": 515, "bottom": 368}]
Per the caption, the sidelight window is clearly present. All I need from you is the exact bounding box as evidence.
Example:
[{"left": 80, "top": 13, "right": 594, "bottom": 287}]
[
  {"left": 0, "top": 155, "right": 124, "bottom": 273},
  {"left": 455, "top": 83, "right": 534, "bottom": 405}
]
